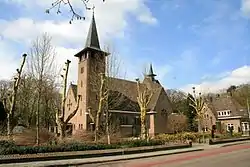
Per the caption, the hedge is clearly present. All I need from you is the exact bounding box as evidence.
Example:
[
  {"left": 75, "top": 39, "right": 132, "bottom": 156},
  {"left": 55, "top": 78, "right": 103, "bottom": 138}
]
[
  {"left": 0, "top": 139, "right": 164, "bottom": 155},
  {"left": 155, "top": 132, "right": 243, "bottom": 143}
]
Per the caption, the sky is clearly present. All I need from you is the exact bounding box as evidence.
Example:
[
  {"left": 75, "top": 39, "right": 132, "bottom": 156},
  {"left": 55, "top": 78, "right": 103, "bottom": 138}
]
[{"left": 0, "top": 0, "right": 250, "bottom": 94}]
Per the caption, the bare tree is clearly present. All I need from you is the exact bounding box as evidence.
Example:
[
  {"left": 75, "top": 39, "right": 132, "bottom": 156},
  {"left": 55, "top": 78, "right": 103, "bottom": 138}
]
[
  {"left": 135, "top": 78, "right": 153, "bottom": 140},
  {"left": 188, "top": 87, "right": 206, "bottom": 142},
  {"left": 56, "top": 60, "right": 81, "bottom": 140},
  {"left": 46, "top": 0, "right": 105, "bottom": 23},
  {"left": 28, "top": 33, "right": 57, "bottom": 145},
  {"left": 167, "top": 114, "right": 187, "bottom": 133},
  {"left": 0, "top": 80, "right": 11, "bottom": 100},
  {"left": 16, "top": 75, "right": 60, "bottom": 129},
  {"left": 3, "top": 54, "right": 27, "bottom": 138},
  {"left": 86, "top": 47, "right": 127, "bottom": 143}
]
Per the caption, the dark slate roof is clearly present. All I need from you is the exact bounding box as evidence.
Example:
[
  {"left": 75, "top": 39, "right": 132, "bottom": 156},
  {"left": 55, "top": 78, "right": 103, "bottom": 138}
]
[
  {"left": 108, "top": 77, "right": 170, "bottom": 112},
  {"left": 70, "top": 84, "right": 77, "bottom": 101},
  {"left": 85, "top": 13, "right": 100, "bottom": 50},
  {"left": 107, "top": 90, "right": 140, "bottom": 111},
  {"left": 68, "top": 76, "right": 173, "bottom": 113},
  {"left": 207, "top": 95, "right": 248, "bottom": 118}
]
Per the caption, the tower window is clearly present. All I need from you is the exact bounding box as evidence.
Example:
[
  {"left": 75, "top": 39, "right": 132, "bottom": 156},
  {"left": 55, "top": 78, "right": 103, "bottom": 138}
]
[
  {"left": 81, "top": 80, "right": 83, "bottom": 87},
  {"left": 81, "top": 67, "right": 84, "bottom": 73},
  {"left": 80, "top": 109, "right": 82, "bottom": 116}
]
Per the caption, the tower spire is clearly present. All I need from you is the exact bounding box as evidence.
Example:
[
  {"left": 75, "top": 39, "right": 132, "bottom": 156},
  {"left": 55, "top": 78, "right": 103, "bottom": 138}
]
[
  {"left": 148, "top": 63, "right": 156, "bottom": 76},
  {"left": 85, "top": 8, "right": 100, "bottom": 49},
  {"left": 147, "top": 63, "right": 157, "bottom": 81}
]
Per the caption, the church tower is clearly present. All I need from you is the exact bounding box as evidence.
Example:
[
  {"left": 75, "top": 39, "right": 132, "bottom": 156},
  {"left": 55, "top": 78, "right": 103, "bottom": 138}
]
[{"left": 74, "top": 12, "right": 109, "bottom": 131}]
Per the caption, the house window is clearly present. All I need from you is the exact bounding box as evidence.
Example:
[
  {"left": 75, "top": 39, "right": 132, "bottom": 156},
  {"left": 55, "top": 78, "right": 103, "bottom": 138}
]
[
  {"left": 81, "top": 67, "right": 84, "bottom": 73},
  {"left": 73, "top": 124, "right": 75, "bottom": 130},
  {"left": 227, "top": 124, "right": 234, "bottom": 131},
  {"left": 242, "top": 122, "right": 249, "bottom": 131},
  {"left": 205, "top": 127, "right": 208, "bottom": 132},
  {"left": 120, "top": 115, "right": 129, "bottom": 125},
  {"left": 80, "top": 124, "right": 83, "bottom": 129},
  {"left": 224, "top": 112, "right": 226, "bottom": 115},
  {"left": 218, "top": 112, "right": 221, "bottom": 116},
  {"left": 80, "top": 80, "right": 83, "bottom": 87},
  {"left": 79, "top": 124, "right": 81, "bottom": 129}
]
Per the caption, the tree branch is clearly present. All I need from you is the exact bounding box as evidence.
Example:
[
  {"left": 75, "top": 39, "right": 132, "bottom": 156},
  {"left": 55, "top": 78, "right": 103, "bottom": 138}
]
[{"left": 45, "top": 0, "right": 105, "bottom": 23}]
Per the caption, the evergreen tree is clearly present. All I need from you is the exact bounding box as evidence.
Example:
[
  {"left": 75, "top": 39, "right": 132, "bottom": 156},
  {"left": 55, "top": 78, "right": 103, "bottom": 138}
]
[{"left": 185, "top": 93, "right": 197, "bottom": 132}]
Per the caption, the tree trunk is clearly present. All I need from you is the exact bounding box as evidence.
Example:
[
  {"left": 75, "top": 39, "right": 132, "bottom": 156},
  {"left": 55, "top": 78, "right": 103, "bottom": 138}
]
[
  {"left": 95, "top": 112, "right": 101, "bottom": 142},
  {"left": 7, "top": 113, "right": 11, "bottom": 139},
  {"left": 141, "top": 108, "right": 147, "bottom": 140},
  {"left": 36, "top": 92, "right": 40, "bottom": 145},
  {"left": 106, "top": 112, "right": 110, "bottom": 145},
  {"left": 59, "top": 123, "right": 66, "bottom": 140}
]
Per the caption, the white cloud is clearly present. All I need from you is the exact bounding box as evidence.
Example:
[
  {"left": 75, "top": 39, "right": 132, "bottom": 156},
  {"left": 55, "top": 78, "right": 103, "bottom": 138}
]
[
  {"left": 0, "top": 40, "right": 20, "bottom": 79},
  {"left": 0, "top": 0, "right": 157, "bottom": 46},
  {"left": 180, "top": 65, "right": 250, "bottom": 94},
  {"left": 0, "top": 0, "right": 157, "bottom": 83},
  {"left": 5, "top": 0, "right": 157, "bottom": 25},
  {"left": 0, "top": 18, "right": 89, "bottom": 47},
  {"left": 54, "top": 47, "right": 79, "bottom": 85},
  {"left": 241, "top": 0, "right": 250, "bottom": 17}
]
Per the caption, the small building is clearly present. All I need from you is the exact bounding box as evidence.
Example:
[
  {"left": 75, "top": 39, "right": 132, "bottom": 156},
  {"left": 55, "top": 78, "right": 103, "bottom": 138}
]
[{"left": 201, "top": 95, "right": 250, "bottom": 135}]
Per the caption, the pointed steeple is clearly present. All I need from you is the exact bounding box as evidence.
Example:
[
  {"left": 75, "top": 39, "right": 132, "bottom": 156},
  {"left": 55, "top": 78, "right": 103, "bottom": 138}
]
[
  {"left": 74, "top": 8, "right": 110, "bottom": 58},
  {"left": 147, "top": 63, "right": 156, "bottom": 78},
  {"left": 85, "top": 11, "right": 100, "bottom": 49}
]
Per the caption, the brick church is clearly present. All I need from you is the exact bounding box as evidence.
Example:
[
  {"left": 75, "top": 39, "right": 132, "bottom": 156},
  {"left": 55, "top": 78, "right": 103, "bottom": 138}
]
[{"left": 64, "top": 13, "right": 177, "bottom": 137}]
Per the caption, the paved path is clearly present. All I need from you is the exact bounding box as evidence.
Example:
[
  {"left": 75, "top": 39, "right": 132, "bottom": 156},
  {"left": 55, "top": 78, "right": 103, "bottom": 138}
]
[
  {"left": 82, "top": 143, "right": 250, "bottom": 167},
  {"left": 0, "top": 141, "right": 249, "bottom": 167}
]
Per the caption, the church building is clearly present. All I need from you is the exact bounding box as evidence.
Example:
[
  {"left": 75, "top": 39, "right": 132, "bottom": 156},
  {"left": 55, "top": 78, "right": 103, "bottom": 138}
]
[{"left": 64, "top": 13, "right": 176, "bottom": 137}]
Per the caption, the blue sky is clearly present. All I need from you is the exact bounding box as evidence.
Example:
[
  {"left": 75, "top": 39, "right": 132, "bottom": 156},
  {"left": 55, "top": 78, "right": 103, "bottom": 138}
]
[{"left": 0, "top": 0, "right": 250, "bottom": 93}]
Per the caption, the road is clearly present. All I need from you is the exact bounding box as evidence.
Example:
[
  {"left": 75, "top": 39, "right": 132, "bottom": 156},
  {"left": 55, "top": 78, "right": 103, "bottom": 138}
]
[{"left": 80, "top": 143, "right": 250, "bottom": 167}]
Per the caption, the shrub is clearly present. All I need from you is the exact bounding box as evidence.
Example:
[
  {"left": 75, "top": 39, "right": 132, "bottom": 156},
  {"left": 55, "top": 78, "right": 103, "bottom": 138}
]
[
  {"left": 0, "top": 138, "right": 165, "bottom": 155},
  {"left": 155, "top": 132, "right": 213, "bottom": 143},
  {"left": 233, "top": 132, "right": 242, "bottom": 138},
  {"left": 0, "top": 140, "right": 16, "bottom": 148},
  {"left": 13, "top": 128, "right": 55, "bottom": 146}
]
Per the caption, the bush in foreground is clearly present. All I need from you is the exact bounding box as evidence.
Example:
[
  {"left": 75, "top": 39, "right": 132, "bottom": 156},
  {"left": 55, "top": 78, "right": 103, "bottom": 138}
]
[
  {"left": 0, "top": 139, "right": 165, "bottom": 155},
  {"left": 155, "top": 132, "right": 243, "bottom": 143}
]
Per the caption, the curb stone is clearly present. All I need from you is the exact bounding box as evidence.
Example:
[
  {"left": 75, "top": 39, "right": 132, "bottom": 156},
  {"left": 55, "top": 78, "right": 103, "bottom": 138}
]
[
  {"left": 0, "top": 144, "right": 191, "bottom": 164},
  {"left": 48, "top": 148, "right": 204, "bottom": 167},
  {"left": 0, "top": 148, "right": 204, "bottom": 167},
  {"left": 220, "top": 141, "right": 250, "bottom": 147}
]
